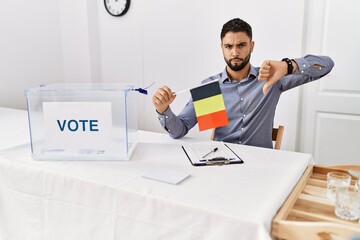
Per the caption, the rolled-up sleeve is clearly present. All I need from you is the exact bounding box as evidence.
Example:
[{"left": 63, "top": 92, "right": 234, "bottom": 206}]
[{"left": 280, "top": 55, "right": 335, "bottom": 91}]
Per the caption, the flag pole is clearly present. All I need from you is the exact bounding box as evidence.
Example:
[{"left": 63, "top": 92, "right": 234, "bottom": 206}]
[{"left": 175, "top": 78, "right": 220, "bottom": 95}]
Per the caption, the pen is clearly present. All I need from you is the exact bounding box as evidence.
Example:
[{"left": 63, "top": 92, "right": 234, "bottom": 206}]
[{"left": 202, "top": 147, "right": 218, "bottom": 158}]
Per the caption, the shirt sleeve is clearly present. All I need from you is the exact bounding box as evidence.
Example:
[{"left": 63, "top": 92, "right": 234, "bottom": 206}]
[
  {"left": 156, "top": 100, "right": 198, "bottom": 139},
  {"left": 279, "top": 54, "right": 335, "bottom": 91}
]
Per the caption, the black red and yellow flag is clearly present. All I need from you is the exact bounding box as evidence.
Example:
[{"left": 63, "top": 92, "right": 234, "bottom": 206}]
[{"left": 190, "top": 81, "right": 228, "bottom": 131}]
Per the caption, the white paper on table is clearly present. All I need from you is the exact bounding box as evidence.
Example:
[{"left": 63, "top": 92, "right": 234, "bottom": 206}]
[{"left": 142, "top": 168, "right": 191, "bottom": 185}]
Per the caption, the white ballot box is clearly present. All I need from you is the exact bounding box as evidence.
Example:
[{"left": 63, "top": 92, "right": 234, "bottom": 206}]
[{"left": 24, "top": 83, "right": 138, "bottom": 160}]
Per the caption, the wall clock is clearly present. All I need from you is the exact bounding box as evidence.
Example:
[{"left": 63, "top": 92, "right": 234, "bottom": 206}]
[{"left": 104, "top": 0, "right": 130, "bottom": 17}]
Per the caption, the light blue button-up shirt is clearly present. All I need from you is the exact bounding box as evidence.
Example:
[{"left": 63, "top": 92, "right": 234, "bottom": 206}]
[{"left": 157, "top": 55, "right": 334, "bottom": 148}]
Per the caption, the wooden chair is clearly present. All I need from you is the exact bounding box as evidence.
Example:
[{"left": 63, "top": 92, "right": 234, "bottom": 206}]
[
  {"left": 272, "top": 125, "right": 284, "bottom": 150},
  {"left": 211, "top": 125, "right": 285, "bottom": 150}
]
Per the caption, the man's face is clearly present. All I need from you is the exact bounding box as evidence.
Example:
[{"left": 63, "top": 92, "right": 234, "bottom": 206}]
[{"left": 221, "top": 31, "right": 254, "bottom": 72}]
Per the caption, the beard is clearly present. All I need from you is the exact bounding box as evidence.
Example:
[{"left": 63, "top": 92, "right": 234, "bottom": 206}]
[{"left": 225, "top": 52, "right": 251, "bottom": 71}]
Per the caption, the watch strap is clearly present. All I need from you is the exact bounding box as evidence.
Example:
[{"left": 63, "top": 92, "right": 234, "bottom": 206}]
[{"left": 281, "top": 58, "right": 293, "bottom": 75}]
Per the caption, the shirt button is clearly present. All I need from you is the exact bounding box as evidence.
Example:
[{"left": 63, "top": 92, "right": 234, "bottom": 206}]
[
  {"left": 303, "top": 64, "right": 306, "bottom": 67},
  {"left": 301, "top": 70, "right": 304, "bottom": 74},
  {"left": 165, "top": 116, "right": 168, "bottom": 119},
  {"left": 239, "top": 141, "right": 242, "bottom": 144},
  {"left": 319, "top": 67, "right": 322, "bottom": 70},
  {"left": 241, "top": 127, "right": 244, "bottom": 130},
  {"left": 243, "top": 114, "right": 246, "bottom": 117},
  {"left": 240, "top": 98, "right": 244, "bottom": 101}
]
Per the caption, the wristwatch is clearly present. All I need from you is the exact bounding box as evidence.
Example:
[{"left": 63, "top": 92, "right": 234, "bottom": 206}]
[{"left": 282, "top": 58, "right": 293, "bottom": 75}]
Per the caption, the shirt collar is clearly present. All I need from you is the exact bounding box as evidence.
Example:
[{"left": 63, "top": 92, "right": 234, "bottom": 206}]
[{"left": 221, "top": 65, "right": 257, "bottom": 83}]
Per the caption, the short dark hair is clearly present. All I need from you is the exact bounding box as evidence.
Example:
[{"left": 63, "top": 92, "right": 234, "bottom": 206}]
[{"left": 220, "top": 18, "right": 252, "bottom": 41}]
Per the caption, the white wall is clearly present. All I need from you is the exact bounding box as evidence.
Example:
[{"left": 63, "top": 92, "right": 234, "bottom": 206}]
[
  {"left": 0, "top": 0, "right": 305, "bottom": 151},
  {"left": 0, "top": 0, "right": 64, "bottom": 109}
]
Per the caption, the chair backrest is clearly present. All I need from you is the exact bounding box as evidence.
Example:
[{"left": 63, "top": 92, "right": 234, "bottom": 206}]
[
  {"left": 272, "top": 125, "right": 284, "bottom": 150},
  {"left": 210, "top": 125, "right": 285, "bottom": 150}
]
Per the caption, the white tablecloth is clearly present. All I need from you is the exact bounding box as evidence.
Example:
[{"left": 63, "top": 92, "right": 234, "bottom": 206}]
[{"left": 0, "top": 108, "right": 312, "bottom": 240}]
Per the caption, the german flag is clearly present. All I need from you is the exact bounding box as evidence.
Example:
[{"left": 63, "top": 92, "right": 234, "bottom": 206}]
[{"left": 190, "top": 81, "right": 228, "bottom": 131}]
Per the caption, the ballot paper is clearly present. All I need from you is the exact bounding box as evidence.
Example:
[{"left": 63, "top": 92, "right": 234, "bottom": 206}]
[{"left": 142, "top": 168, "right": 191, "bottom": 185}]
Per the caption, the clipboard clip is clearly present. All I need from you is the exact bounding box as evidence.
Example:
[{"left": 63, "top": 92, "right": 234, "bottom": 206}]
[
  {"left": 199, "top": 157, "right": 235, "bottom": 165},
  {"left": 203, "top": 159, "right": 231, "bottom": 166}
]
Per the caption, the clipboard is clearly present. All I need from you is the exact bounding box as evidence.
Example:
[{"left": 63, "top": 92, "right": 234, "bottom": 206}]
[{"left": 182, "top": 143, "right": 244, "bottom": 166}]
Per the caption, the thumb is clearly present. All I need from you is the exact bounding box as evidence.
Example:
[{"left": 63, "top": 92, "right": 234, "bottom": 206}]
[{"left": 262, "top": 81, "right": 273, "bottom": 95}]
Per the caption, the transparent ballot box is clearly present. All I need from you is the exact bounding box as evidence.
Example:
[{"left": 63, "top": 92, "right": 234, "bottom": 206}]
[{"left": 25, "top": 83, "right": 138, "bottom": 160}]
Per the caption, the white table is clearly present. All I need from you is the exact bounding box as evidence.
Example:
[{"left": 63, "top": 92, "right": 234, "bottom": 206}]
[{"left": 0, "top": 108, "right": 313, "bottom": 240}]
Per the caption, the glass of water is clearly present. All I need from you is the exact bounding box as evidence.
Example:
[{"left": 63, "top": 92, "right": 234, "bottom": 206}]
[
  {"left": 335, "top": 189, "right": 360, "bottom": 221},
  {"left": 327, "top": 172, "right": 351, "bottom": 202}
]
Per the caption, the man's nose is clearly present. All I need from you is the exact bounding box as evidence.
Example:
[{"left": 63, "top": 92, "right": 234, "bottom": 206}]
[{"left": 231, "top": 48, "right": 240, "bottom": 57}]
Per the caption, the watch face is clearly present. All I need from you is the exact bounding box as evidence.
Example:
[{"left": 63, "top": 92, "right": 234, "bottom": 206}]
[{"left": 104, "top": 0, "right": 130, "bottom": 17}]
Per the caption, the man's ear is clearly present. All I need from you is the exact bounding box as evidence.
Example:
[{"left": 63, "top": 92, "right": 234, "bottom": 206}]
[{"left": 250, "top": 41, "right": 255, "bottom": 53}]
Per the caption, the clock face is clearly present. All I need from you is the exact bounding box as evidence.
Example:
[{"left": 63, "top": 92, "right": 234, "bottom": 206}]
[{"left": 104, "top": 0, "right": 130, "bottom": 17}]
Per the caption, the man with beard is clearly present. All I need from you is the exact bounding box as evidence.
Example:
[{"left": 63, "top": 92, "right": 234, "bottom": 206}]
[{"left": 152, "top": 18, "right": 334, "bottom": 148}]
